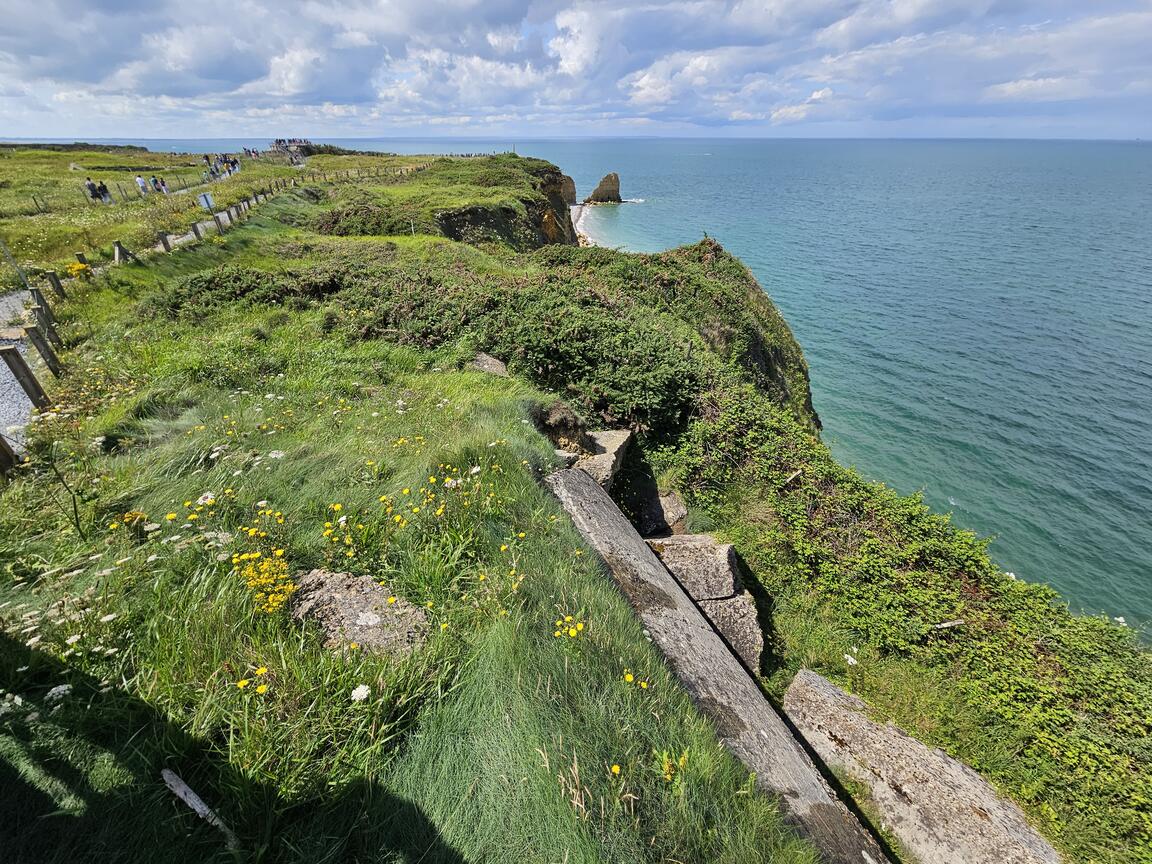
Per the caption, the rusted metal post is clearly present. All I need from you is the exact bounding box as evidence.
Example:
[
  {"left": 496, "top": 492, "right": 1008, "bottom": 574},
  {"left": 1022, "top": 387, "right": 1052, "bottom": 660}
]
[
  {"left": 0, "top": 345, "right": 50, "bottom": 408},
  {"left": 23, "top": 326, "right": 60, "bottom": 377}
]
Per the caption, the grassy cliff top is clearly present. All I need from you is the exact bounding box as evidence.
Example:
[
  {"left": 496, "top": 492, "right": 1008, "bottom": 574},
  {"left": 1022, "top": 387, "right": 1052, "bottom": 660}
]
[{"left": 1, "top": 149, "right": 1149, "bottom": 864}]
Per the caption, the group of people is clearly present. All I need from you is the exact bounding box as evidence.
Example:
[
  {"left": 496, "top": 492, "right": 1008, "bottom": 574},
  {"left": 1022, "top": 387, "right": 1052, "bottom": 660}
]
[
  {"left": 135, "top": 174, "right": 170, "bottom": 195},
  {"left": 83, "top": 177, "right": 112, "bottom": 204},
  {"left": 202, "top": 153, "right": 241, "bottom": 182}
]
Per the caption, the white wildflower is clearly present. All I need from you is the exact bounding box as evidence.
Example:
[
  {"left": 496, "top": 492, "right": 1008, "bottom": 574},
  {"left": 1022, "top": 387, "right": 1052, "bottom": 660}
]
[
  {"left": 844, "top": 653, "right": 858, "bottom": 667},
  {"left": 196, "top": 491, "right": 216, "bottom": 506},
  {"left": 350, "top": 684, "right": 371, "bottom": 703},
  {"left": 268, "top": 450, "right": 285, "bottom": 459},
  {"left": 65, "top": 634, "right": 81, "bottom": 645},
  {"left": 99, "top": 613, "right": 118, "bottom": 623}
]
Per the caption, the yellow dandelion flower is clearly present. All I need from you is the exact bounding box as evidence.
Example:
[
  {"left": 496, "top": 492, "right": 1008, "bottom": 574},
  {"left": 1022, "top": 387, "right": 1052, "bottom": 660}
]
[
  {"left": 236, "top": 679, "right": 250, "bottom": 689},
  {"left": 256, "top": 684, "right": 268, "bottom": 694},
  {"left": 387, "top": 596, "right": 397, "bottom": 604},
  {"left": 624, "top": 672, "right": 634, "bottom": 683},
  {"left": 611, "top": 764, "right": 621, "bottom": 776},
  {"left": 165, "top": 513, "right": 177, "bottom": 521},
  {"left": 640, "top": 681, "right": 649, "bottom": 689},
  {"left": 255, "top": 667, "right": 268, "bottom": 676},
  {"left": 331, "top": 503, "right": 343, "bottom": 511},
  {"left": 567, "top": 627, "right": 578, "bottom": 638}
]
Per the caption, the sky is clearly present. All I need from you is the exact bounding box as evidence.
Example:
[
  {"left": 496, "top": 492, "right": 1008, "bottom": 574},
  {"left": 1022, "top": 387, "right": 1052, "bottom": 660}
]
[{"left": 1, "top": 0, "right": 1150, "bottom": 139}]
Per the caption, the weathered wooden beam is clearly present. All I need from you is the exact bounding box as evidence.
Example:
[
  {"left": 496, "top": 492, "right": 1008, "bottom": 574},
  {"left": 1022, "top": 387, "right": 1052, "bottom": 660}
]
[
  {"left": 0, "top": 345, "right": 50, "bottom": 408},
  {"left": 23, "top": 326, "right": 60, "bottom": 377},
  {"left": 74, "top": 252, "right": 88, "bottom": 265},
  {"left": 29, "top": 288, "right": 53, "bottom": 324},
  {"left": 190, "top": 222, "right": 203, "bottom": 241},
  {"left": 29, "top": 306, "right": 61, "bottom": 348},
  {"left": 212, "top": 213, "right": 225, "bottom": 233},
  {"left": 46, "top": 271, "right": 66, "bottom": 299},
  {"left": 113, "top": 240, "right": 139, "bottom": 263},
  {"left": 157, "top": 232, "right": 172, "bottom": 252},
  {"left": 545, "top": 468, "right": 889, "bottom": 864},
  {"left": 0, "top": 434, "right": 18, "bottom": 476}
]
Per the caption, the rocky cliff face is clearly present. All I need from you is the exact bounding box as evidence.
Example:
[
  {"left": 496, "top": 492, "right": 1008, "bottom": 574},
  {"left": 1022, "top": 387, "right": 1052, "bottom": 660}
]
[
  {"left": 584, "top": 173, "right": 622, "bottom": 203},
  {"left": 438, "top": 163, "right": 577, "bottom": 249},
  {"left": 560, "top": 175, "right": 577, "bottom": 206}
]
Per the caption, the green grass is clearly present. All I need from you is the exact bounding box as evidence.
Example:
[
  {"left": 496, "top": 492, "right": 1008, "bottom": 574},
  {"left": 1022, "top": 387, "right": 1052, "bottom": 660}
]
[
  {"left": 0, "top": 145, "right": 427, "bottom": 282},
  {"left": 0, "top": 192, "right": 815, "bottom": 862},
  {"left": 5, "top": 146, "right": 1149, "bottom": 864}
]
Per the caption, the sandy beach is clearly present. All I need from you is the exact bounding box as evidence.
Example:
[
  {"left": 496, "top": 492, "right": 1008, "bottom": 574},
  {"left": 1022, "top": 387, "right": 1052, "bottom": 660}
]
[{"left": 569, "top": 204, "right": 597, "bottom": 246}]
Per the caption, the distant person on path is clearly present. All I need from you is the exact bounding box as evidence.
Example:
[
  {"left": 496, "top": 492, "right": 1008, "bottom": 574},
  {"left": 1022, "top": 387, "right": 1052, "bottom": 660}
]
[
  {"left": 150, "top": 176, "right": 160, "bottom": 193},
  {"left": 159, "top": 178, "right": 169, "bottom": 195},
  {"left": 96, "top": 181, "right": 112, "bottom": 204},
  {"left": 135, "top": 175, "right": 148, "bottom": 195},
  {"left": 84, "top": 177, "right": 99, "bottom": 201}
]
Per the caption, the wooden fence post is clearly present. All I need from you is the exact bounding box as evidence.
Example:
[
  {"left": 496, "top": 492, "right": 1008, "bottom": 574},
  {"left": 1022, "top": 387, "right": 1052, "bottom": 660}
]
[
  {"left": 23, "top": 326, "right": 61, "bottom": 377},
  {"left": 113, "top": 240, "right": 138, "bottom": 263},
  {"left": 0, "top": 345, "right": 50, "bottom": 408},
  {"left": 191, "top": 222, "right": 203, "bottom": 241},
  {"left": 46, "top": 271, "right": 66, "bottom": 299},
  {"left": 157, "top": 232, "right": 172, "bottom": 252},
  {"left": 213, "top": 214, "right": 225, "bottom": 233},
  {"left": 0, "top": 433, "right": 18, "bottom": 476},
  {"left": 117, "top": 182, "right": 130, "bottom": 202},
  {"left": 29, "top": 306, "right": 62, "bottom": 348},
  {"left": 29, "top": 288, "right": 53, "bottom": 324}
]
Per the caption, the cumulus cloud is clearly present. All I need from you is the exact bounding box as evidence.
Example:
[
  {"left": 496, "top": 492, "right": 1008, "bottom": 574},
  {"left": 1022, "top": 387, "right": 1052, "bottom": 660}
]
[{"left": 0, "top": 0, "right": 1148, "bottom": 136}]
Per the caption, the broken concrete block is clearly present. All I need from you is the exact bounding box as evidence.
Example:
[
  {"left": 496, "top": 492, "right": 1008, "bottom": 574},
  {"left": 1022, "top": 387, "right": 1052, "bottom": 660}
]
[
  {"left": 700, "top": 593, "right": 763, "bottom": 671},
  {"left": 554, "top": 448, "right": 579, "bottom": 468},
  {"left": 646, "top": 534, "right": 742, "bottom": 600},
  {"left": 638, "top": 489, "right": 688, "bottom": 536},
  {"left": 784, "top": 669, "right": 1062, "bottom": 864},
  {"left": 470, "top": 352, "right": 508, "bottom": 376},
  {"left": 291, "top": 569, "right": 428, "bottom": 656},
  {"left": 574, "top": 429, "right": 631, "bottom": 489}
]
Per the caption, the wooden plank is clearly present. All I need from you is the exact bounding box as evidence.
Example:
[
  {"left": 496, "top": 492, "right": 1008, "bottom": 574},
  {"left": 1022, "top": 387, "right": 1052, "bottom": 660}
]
[
  {"left": 545, "top": 468, "right": 888, "bottom": 864},
  {"left": 29, "top": 307, "right": 61, "bottom": 349},
  {"left": 46, "top": 271, "right": 66, "bottom": 299},
  {"left": 23, "top": 326, "right": 60, "bottom": 377},
  {"left": 0, "top": 433, "right": 18, "bottom": 476},
  {"left": 0, "top": 345, "right": 50, "bottom": 408}
]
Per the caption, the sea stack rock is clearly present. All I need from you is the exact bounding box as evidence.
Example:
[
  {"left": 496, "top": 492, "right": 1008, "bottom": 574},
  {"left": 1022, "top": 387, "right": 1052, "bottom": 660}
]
[
  {"left": 584, "top": 173, "right": 622, "bottom": 204},
  {"left": 560, "top": 175, "right": 577, "bottom": 206}
]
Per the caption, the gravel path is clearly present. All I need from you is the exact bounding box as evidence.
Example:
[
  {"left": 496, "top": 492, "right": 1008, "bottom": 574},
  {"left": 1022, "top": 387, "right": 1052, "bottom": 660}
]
[{"left": 1, "top": 288, "right": 33, "bottom": 448}]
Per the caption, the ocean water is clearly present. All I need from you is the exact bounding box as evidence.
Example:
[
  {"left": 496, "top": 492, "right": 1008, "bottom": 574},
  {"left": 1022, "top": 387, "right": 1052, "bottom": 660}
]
[{"left": 25, "top": 137, "right": 1152, "bottom": 627}]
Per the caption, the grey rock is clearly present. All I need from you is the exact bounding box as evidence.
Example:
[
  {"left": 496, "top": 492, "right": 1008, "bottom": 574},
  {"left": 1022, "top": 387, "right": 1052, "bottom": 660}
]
[
  {"left": 637, "top": 489, "right": 688, "bottom": 536},
  {"left": 574, "top": 429, "right": 632, "bottom": 489},
  {"left": 554, "top": 448, "right": 579, "bottom": 468},
  {"left": 470, "top": 352, "right": 508, "bottom": 376},
  {"left": 646, "top": 534, "right": 742, "bottom": 600},
  {"left": 584, "top": 172, "right": 622, "bottom": 204},
  {"left": 784, "top": 669, "right": 1062, "bottom": 864},
  {"left": 700, "top": 593, "right": 763, "bottom": 671},
  {"left": 291, "top": 569, "right": 428, "bottom": 656}
]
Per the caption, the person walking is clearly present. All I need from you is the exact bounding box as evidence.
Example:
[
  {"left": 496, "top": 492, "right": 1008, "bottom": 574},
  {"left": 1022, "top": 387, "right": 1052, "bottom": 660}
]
[
  {"left": 96, "top": 181, "right": 112, "bottom": 204},
  {"left": 150, "top": 176, "right": 161, "bottom": 193},
  {"left": 159, "top": 178, "right": 169, "bottom": 195},
  {"left": 135, "top": 175, "right": 149, "bottom": 195},
  {"left": 84, "top": 177, "right": 99, "bottom": 201}
]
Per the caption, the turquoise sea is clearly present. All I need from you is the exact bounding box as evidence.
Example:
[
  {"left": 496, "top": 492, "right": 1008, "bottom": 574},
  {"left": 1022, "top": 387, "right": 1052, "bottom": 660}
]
[{"left": 31, "top": 137, "right": 1152, "bottom": 627}]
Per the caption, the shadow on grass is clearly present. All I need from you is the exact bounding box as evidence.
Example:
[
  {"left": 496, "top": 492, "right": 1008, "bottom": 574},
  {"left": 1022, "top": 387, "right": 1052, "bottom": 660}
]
[{"left": 0, "top": 632, "right": 466, "bottom": 864}]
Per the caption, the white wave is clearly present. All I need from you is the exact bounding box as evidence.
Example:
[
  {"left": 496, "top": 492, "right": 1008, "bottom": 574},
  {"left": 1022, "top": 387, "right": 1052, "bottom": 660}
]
[{"left": 624, "top": 197, "right": 645, "bottom": 203}]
